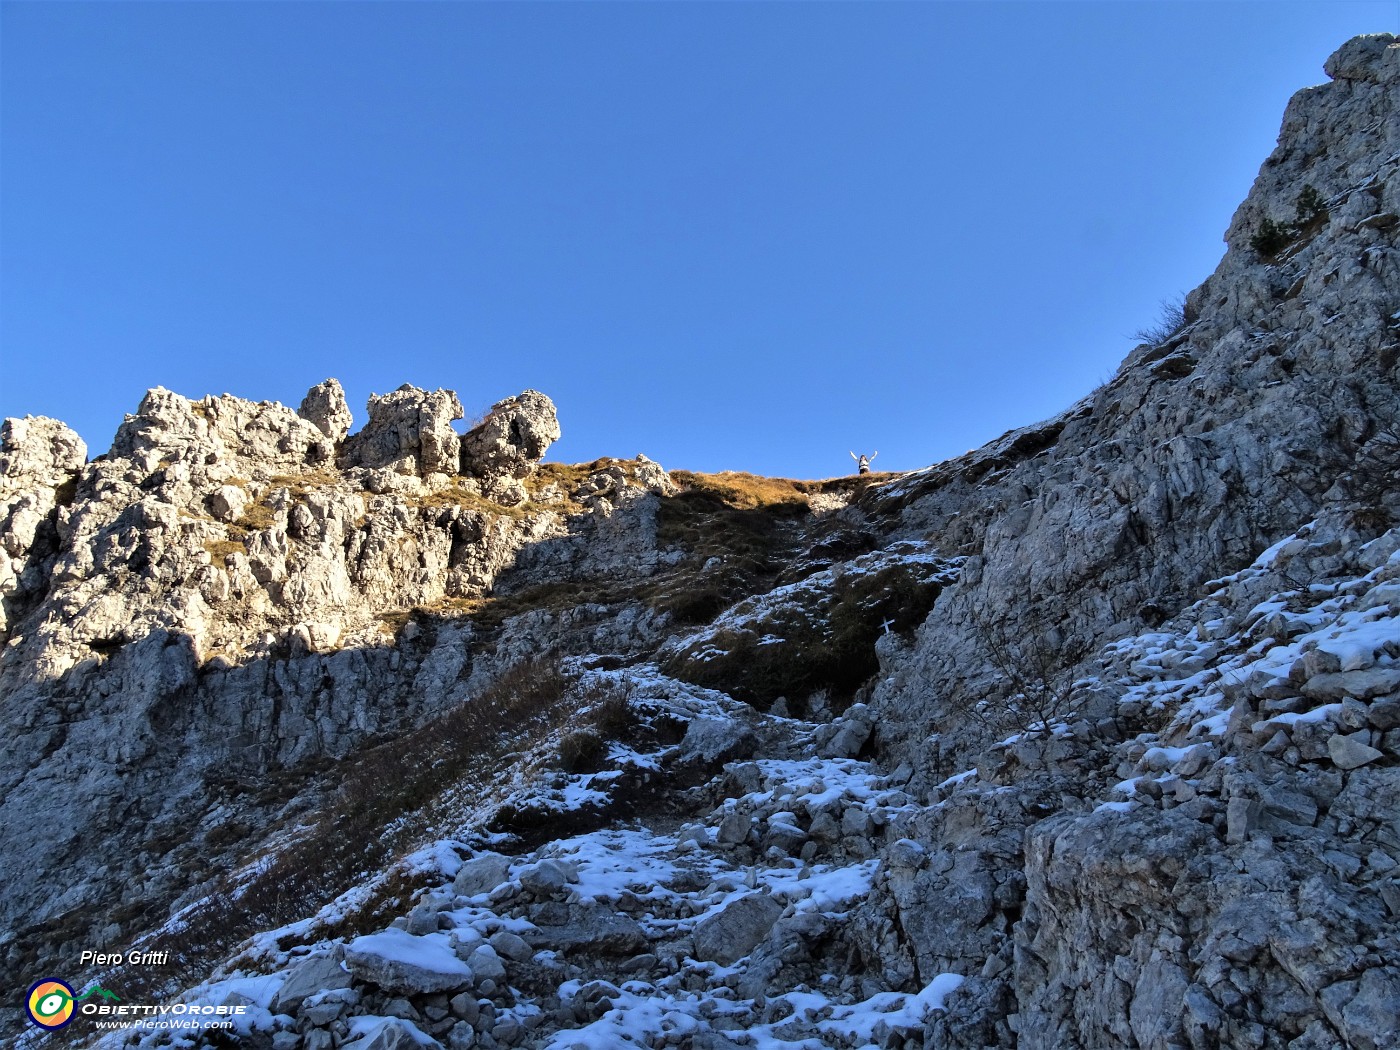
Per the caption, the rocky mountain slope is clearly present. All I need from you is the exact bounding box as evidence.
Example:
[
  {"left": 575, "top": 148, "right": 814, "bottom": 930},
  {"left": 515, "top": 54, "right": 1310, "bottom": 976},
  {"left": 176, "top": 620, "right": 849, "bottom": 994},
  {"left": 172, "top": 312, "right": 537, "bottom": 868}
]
[{"left": 3, "top": 32, "right": 1398, "bottom": 1050}]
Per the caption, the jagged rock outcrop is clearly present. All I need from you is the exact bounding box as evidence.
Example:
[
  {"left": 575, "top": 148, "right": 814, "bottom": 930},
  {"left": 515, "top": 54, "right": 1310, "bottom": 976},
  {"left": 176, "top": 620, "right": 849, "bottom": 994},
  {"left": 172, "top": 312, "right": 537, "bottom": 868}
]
[
  {"left": 869, "top": 30, "right": 1400, "bottom": 783},
  {"left": 0, "top": 415, "right": 85, "bottom": 632},
  {"left": 346, "top": 384, "right": 466, "bottom": 477},
  {"left": 299, "top": 377, "right": 354, "bottom": 441},
  {"left": 461, "top": 390, "right": 560, "bottom": 478},
  {"left": 0, "top": 380, "right": 671, "bottom": 1008}
]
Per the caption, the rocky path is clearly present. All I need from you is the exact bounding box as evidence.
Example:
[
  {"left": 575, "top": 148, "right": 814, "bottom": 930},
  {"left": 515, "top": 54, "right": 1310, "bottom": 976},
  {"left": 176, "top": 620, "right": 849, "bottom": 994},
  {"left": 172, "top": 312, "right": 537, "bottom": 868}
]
[{"left": 86, "top": 674, "right": 962, "bottom": 1050}]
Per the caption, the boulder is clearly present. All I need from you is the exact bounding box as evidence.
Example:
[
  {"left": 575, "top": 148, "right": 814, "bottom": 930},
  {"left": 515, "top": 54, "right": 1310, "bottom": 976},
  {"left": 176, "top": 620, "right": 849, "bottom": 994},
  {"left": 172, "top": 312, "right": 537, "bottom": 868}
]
[
  {"left": 1329, "top": 732, "right": 1384, "bottom": 770},
  {"left": 717, "top": 810, "right": 753, "bottom": 846},
  {"left": 518, "top": 858, "right": 577, "bottom": 897},
  {"left": 692, "top": 893, "right": 783, "bottom": 965},
  {"left": 488, "top": 930, "right": 532, "bottom": 961},
  {"left": 460, "top": 390, "right": 560, "bottom": 480},
  {"left": 348, "top": 384, "right": 464, "bottom": 476},
  {"left": 454, "top": 852, "right": 513, "bottom": 898},
  {"left": 341, "top": 1017, "right": 443, "bottom": 1050},
  {"left": 270, "top": 949, "right": 352, "bottom": 1014},
  {"left": 344, "top": 929, "right": 474, "bottom": 995},
  {"left": 522, "top": 902, "right": 648, "bottom": 956},
  {"left": 678, "top": 717, "right": 758, "bottom": 766},
  {"left": 817, "top": 704, "right": 875, "bottom": 758},
  {"left": 208, "top": 485, "right": 248, "bottom": 523},
  {"left": 1303, "top": 669, "right": 1400, "bottom": 702},
  {"left": 299, "top": 378, "right": 353, "bottom": 441}
]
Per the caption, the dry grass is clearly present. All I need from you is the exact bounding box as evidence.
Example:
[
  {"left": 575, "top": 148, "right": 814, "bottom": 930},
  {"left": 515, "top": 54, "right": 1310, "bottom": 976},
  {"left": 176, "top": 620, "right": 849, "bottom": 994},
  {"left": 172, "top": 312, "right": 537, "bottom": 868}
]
[
  {"left": 669, "top": 470, "right": 817, "bottom": 510},
  {"left": 409, "top": 479, "right": 537, "bottom": 519},
  {"left": 235, "top": 502, "right": 277, "bottom": 531},
  {"left": 203, "top": 539, "right": 246, "bottom": 564},
  {"left": 528, "top": 458, "right": 623, "bottom": 492},
  {"left": 267, "top": 468, "right": 341, "bottom": 492}
]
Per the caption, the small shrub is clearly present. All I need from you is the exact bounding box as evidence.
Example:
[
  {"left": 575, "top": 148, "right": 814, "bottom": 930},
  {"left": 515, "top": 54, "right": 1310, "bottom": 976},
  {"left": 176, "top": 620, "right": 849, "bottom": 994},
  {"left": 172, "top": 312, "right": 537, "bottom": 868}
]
[
  {"left": 1295, "top": 184, "right": 1326, "bottom": 224},
  {"left": 589, "top": 687, "right": 634, "bottom": 736},
  {"left": 655, "top": 582, "right": 731, "bottom": 625},
  {"left": 54, "top": 476, "right": 79, "bottom": 507},
  {"left": 959, "top": 609, "right": 1091, "bottom": 738},
  {"left": 1129, "top": 294, "right": 1189, "bottom": 346},
  {"left": 1249, "top": 217, "right": 1293, "bottom": 258},
  {"left": 558, "top": 729, "right": 605, "bottom": 773},
  {"left": 235, "top": 501, "right": 277, "bottom": 531}
]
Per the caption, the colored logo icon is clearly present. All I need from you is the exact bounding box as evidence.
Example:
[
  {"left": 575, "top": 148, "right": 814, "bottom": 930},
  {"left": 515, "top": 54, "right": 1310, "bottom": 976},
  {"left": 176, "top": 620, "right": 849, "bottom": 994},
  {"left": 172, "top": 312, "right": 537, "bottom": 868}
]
[{"left": 27, "top": 979, "right": 76, "bottom": 1029}]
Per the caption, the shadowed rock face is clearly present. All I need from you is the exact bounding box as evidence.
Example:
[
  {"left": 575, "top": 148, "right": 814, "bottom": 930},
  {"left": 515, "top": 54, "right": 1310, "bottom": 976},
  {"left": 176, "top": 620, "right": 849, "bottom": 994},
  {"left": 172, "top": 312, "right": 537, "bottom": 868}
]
[
  {"left": 1, "top": 33, "right": 1398, "bottom": 1050},
  {"left": 0, "top": 415, "right": 87, "bottom": 633}
]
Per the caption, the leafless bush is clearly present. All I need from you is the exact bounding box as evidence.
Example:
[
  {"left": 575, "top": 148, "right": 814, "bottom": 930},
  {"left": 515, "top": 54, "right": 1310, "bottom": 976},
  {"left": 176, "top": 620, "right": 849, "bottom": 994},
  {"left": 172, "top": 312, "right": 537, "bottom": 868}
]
[
  {"left": 1129, "top": 293, "right": 1189, "bottom": 347},
  {"left": 961, "top": 608, "right": 1091, "bottom": 738}
]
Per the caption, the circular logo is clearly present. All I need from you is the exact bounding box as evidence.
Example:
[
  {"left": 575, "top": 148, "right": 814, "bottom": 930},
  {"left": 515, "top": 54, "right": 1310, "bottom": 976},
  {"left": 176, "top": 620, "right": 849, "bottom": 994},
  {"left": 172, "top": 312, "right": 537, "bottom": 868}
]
[{"left": 27, "top": 979, "right": 76, "bottom": 1029}]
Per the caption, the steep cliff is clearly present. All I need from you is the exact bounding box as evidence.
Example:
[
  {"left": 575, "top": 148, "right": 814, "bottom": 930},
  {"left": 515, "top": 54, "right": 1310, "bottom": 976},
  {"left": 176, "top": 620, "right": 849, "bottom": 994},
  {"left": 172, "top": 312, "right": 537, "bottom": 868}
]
[{"left": 2, "top": 32, "right": 1397, "bottom": 1050}]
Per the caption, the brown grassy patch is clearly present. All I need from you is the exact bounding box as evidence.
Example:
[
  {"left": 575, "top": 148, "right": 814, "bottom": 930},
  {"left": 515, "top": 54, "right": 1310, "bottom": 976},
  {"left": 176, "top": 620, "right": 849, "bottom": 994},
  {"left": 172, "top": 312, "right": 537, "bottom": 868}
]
[
  {"left": 528, "top": 460, "right": 601, "bottom": 493},
  {"left": 203, "top": 539, "right": 246, "bottom": 564},
  {"left": 669, "top": 470, "right": 817, "bottom": 510},
  {"left": 267, "top": 468, "right": 341, "bottom": 492},
  {"left": 235, "top": 502, "right": 277, "bottom": 531},
  {"left": 409, "top": 479, "right": 536, "bottom": 519}
]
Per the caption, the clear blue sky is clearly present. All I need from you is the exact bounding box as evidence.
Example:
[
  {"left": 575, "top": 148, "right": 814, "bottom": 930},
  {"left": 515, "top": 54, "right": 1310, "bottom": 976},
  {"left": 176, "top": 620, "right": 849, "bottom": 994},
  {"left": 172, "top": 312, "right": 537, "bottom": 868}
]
[{"left": 2, "top": 2, "right": 1392, "bottom": 478}]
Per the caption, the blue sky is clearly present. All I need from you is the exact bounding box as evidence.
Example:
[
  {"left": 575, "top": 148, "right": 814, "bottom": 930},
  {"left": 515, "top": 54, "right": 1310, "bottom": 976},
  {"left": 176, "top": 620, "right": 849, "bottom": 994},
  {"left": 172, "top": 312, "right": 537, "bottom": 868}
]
[{"left": 2, "top": 2, "right": 1392, "bottom": 478}]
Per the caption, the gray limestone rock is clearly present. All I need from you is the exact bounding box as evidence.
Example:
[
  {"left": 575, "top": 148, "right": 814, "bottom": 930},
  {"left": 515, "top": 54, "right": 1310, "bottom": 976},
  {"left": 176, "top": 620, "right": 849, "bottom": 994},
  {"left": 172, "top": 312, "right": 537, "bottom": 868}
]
[
  {"left": 460, "top": 390, "right": 560, "bottom": 480},
  {"left": 678, "top": 716, "right": 758, "bottom": 766},
  {"left": 692, "top": 893, "right": 784, "bottom": 965},
  {"left": 1329, "top": 732, "right": 1384, "bottom": 770},
  {"left": 454, "top": 853, "right": 513, "bottom": 898},
  {"left": 717, "top": 810, "right": 753, "bottom": 846},
  {"left": 271, "top": 950, "right": 353, "bottom": 1014},
  {"left": 348, "top": 384, "right": 465, "bottom": 476},
  {"left": 522, "top": 902, "right": 648, "bottom": 956},
  {"left": 344, "top": 929, "right": 475, "bottom": 995},
  {"left": 1303, "top": 668, "right": 1400, "bottom": 702},
  {"left": 518, "top": 858, "right": 576, "bottom": 897},
  {"left": 342, "top": 1018, "right": 443, "bottom": 1050},
  {"left": 299, "top": 378, "right": 354, "bottom": 441},
  {"left": 1323, "top": 32, "right": 1399, "bottom": 83},
  {"left": 488, "top": 931, "right": 532, "bottom": 962}
]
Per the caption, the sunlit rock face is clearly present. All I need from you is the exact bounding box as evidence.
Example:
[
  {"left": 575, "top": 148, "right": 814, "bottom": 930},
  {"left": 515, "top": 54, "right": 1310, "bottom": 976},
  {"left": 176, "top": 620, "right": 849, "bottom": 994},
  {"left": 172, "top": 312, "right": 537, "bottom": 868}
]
[{"left": 1, "top": 33, "right": 1398, "bottom": 1050}]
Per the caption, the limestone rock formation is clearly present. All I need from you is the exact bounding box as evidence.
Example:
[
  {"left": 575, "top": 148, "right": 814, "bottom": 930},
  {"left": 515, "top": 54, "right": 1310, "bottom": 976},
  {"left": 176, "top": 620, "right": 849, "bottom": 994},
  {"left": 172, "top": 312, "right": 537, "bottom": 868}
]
[
  {"left": 299, "top": 377, "right": 354, "bottom": 441},
  {"left": 0, "top": 415, "right": 85, "bottom": 632},
  {"left": 460, "top": 389, "right": 561, "bottom": 480},
  {"left": 346, "top": 383, "right": 466, "bottom": 477}
]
